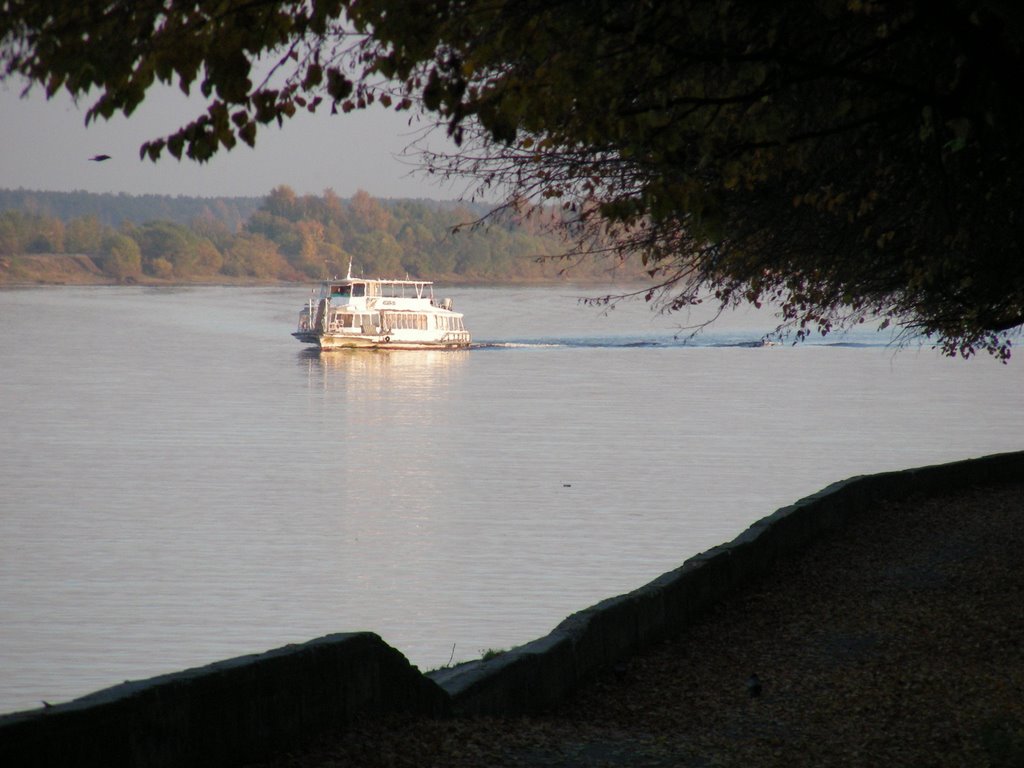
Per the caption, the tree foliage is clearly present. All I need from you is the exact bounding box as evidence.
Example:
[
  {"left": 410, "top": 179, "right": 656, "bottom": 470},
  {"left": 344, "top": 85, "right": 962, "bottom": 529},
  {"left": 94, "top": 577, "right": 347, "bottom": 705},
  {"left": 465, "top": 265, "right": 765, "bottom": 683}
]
[
  {"left": 0, "top": 187, "right": 629, "bottom": 283},
  {"left": 0, "top": 188, "right": 262, "bottom": 229},
  {"left": 3, "top": 0, "right": 1022, "bottom": 356}
]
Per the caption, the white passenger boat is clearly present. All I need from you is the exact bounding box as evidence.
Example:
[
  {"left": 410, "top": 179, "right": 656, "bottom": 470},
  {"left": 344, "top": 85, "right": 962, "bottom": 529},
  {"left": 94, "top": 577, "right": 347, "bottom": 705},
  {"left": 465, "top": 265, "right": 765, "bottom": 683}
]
[{"left": 292, "top": 267, "right": 471, "bottom": 350}]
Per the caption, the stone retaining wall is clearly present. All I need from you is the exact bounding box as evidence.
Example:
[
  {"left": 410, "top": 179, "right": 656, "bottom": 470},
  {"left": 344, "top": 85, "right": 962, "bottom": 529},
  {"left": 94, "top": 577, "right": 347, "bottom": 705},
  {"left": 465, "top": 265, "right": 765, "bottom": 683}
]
[
  {"left": 0, "top": 633, "right": 449, "bottom": 768},
  {"left": 2, "top": 451, "right": 1021, "bottom": 766},
  {"left": 428, "top": 451, "right": 1024, "bottom": 714}
]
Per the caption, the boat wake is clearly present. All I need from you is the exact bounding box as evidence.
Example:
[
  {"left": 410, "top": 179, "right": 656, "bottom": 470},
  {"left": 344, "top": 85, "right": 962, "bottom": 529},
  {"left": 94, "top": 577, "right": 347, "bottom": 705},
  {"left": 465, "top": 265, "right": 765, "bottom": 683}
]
[
  {"left": 475, "top": 338, "right": 740, "bottom": 349},
  {"left": 474, "top": 334, "right": 892, "bottom": 350},
  {"left": 475, "top": 340, "right": 666, "bottom": 349}
]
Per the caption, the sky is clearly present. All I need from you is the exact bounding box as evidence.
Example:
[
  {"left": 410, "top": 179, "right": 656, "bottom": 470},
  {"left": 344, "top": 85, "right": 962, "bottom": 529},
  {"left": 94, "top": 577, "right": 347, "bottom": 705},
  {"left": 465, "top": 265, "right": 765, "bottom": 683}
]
[{"left": 0, "top": 80, "right": 468, "bottom": 201}]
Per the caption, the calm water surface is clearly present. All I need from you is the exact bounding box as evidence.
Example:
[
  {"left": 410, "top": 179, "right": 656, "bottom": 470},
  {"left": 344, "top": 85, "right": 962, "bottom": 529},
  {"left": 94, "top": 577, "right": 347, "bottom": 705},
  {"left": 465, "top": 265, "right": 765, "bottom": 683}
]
[{"left": 1, "top": 285, "right": 1022, "bottom": 714}]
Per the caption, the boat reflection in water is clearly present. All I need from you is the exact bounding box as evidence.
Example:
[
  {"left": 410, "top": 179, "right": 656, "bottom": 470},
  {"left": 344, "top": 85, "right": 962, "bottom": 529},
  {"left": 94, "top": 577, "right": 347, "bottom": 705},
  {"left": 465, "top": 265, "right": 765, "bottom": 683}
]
[{"left": 298, "top": 347, "right": 470, "bottom": 398}]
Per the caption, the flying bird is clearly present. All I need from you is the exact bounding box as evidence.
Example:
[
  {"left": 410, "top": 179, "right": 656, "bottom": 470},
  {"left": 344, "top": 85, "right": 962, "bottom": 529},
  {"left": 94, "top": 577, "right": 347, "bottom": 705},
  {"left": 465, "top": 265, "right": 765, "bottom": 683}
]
[{"left": 89, "top": 154, "right": 111, "bottom": 162}]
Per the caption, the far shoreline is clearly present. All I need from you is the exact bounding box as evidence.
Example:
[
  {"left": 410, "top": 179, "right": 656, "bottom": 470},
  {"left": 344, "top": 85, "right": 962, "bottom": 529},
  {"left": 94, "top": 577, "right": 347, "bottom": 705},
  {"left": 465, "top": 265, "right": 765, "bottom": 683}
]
[{"left": 0, "top": 253, "right": 645, "bottom": 291}]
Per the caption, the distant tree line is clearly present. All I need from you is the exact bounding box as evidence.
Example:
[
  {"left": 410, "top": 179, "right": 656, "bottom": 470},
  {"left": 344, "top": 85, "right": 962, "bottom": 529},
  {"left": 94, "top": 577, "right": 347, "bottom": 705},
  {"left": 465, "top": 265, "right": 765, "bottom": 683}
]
[
  {"left": 0, "top": 186, "right": 639, "bottom": 283},
  {"left": 0, "top": 188, "right": 261, "bottom": 229}
]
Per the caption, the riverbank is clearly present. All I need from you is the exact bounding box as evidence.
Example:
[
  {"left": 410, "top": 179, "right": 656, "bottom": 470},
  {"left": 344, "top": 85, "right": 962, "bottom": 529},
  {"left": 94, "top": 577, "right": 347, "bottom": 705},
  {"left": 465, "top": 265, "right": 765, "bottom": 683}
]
[
  {"left": 0, "top": 254, "right": 278, "bottom": 287},
  {"left": 248, "top": 479, "right": 1024, "bottom": 768},
  {"left": 0, "top": 253, "right": 638, "bottom": 288}
]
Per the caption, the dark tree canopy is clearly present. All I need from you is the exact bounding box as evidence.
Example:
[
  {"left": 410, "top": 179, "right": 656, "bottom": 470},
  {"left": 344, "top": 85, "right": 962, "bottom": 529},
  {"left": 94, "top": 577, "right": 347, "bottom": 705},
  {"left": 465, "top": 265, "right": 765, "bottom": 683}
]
[{"left": 3, "top": 0, "right": 1022, "bottom": 357}]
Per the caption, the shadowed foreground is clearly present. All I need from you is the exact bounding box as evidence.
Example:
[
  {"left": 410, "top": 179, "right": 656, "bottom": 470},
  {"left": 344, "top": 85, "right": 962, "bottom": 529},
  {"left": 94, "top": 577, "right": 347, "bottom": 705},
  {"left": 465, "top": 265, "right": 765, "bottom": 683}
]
[{"left": 250, "top": 481, "right": 1024, "bottom": 767}]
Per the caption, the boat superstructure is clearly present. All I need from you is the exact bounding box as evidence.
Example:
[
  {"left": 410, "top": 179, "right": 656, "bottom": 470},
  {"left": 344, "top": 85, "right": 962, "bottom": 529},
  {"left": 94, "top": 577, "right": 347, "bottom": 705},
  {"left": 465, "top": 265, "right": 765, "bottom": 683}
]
[{"left": 292, "top": 269, "right": 471, "bottom": 350}]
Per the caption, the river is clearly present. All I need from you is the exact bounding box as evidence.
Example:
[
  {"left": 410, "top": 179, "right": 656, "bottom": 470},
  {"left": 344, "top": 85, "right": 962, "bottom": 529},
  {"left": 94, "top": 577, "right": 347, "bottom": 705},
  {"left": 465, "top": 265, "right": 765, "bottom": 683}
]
[{"left": 1, "top": 284, "right": 1021, "bottom": 714}]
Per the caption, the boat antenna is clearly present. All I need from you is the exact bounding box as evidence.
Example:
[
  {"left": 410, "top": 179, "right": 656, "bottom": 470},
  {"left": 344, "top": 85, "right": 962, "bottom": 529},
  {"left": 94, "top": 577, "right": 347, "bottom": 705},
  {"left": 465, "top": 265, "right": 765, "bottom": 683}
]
[{"left": 346, "top": 259, "right": 353, "bottom": 279}]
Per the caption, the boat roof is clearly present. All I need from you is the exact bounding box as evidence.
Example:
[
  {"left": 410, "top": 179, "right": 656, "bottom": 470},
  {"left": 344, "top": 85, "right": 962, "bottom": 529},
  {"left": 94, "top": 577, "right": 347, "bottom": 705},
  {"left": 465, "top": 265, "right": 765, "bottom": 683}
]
[
  {"left": 324, "top": 276, "right": 433, "bottom": 287},
  {"left": 324, "top": 261, "right": 435, "bottom": 288}
]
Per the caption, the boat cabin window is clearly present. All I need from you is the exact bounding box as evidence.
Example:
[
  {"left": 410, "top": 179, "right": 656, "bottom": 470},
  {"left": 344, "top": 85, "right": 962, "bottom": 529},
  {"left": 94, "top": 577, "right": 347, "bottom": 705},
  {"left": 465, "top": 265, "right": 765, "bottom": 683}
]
[
  {"left": 380, "top": 312, "right": 428, "bottom": 330},
  {"left": 435, "top": 315, "right": 465, "bottom": 331},
  {"left": 330, "top": 283, "right": 365, "bottom": 299},
  {"left": 328, "top": 311, "right": 380, "bottom": 331}
]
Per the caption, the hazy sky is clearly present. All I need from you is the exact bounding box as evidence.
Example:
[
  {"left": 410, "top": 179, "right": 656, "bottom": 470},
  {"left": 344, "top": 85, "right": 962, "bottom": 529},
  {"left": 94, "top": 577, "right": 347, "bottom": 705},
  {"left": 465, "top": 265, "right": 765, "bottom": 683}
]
[{"left": 1, "top": 80, "right": 467, "bottom": 201}]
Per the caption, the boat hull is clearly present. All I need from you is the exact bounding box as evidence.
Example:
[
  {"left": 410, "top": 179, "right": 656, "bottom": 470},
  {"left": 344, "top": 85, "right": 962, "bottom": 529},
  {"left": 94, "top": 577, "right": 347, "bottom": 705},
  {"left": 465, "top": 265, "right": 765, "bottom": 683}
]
[{"left": 292, "top": 331, "right": 471, "bottom": 350}]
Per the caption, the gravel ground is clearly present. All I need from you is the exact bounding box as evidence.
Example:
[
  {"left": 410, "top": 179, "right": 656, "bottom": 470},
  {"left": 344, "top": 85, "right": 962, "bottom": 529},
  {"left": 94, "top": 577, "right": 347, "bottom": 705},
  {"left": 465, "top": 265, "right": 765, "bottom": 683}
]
[{"left": 249, "top": 481, "right": 1024, "bottom": 767}]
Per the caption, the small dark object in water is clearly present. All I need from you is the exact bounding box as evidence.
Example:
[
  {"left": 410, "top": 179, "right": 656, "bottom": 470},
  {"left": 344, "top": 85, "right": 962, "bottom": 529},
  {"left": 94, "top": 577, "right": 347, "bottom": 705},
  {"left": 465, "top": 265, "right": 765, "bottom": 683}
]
[
  {"left": 89, "top": 154, "right": 111, "bottom": 162},
  {"left": 746, "top": 673, "right": 762, "bottom": 698}
]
